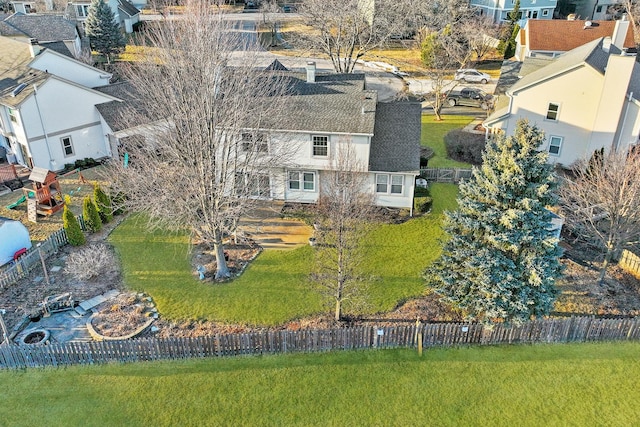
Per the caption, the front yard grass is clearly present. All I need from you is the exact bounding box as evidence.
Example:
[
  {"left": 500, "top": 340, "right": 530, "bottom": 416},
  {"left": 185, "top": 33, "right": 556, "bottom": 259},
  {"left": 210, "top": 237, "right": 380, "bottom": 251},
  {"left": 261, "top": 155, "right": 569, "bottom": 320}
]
[
  {"left": 1, "top": 342, "right": 639, "bottom": 426},
  {"left": 109, "top": 184, "right": 458, "bottom": 326},
  {"left": 422, "top": 114, "right": 475, "bottom": 168}
]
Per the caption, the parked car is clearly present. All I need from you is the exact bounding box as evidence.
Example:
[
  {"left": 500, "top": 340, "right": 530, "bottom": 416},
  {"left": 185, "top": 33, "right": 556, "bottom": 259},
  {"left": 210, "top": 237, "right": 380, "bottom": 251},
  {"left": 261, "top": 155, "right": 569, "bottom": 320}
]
[
  {"left": 445, "top": 88, "right": 493, "bottom": 110},
  {"left": 282, "top": 4, "right": 296, "bottom": 12},
  {"left": 454, "top": 69, "right": 491, "bottom": 84}
]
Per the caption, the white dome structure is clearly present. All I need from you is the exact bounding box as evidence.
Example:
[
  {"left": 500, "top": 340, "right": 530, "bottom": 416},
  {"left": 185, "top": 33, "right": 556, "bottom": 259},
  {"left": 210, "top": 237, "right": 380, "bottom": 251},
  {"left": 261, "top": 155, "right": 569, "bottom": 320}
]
[{"left": 0, "top": 217, "right": 31, "bottom": 267}]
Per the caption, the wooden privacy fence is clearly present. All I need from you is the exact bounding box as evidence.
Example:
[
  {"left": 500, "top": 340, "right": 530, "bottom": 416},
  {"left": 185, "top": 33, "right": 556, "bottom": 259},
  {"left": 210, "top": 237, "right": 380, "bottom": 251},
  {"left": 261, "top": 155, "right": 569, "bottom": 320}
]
[
  {"left": 620, "top": 250, "right": 640, "bottom": 279},
  {"left": 420, "top": 167, "right": 472, "bottom": 183},
  {"left": 0, "top": 215, "right": 86, "bottom": 289},
  {"left": 2, "top": 316, "right": 640, "bottom": 370}
]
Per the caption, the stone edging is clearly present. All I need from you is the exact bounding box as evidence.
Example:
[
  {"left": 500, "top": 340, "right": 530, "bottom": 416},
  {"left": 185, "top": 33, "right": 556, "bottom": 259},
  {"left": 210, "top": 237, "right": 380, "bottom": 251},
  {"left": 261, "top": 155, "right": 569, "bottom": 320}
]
[{"left": 86, "top": 313, "right": 156, "bottom": 342}]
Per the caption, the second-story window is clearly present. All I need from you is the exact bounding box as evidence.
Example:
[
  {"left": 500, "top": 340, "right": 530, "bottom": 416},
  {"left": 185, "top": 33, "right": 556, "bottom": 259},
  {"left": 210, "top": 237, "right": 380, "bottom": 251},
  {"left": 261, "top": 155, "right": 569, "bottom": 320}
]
[
  {"left": 546, "top": 103, "right": 560, "bottom": 121},
  {"left": 241, "top": 132, "right": 268, "bottom": 153},
  {"left": 61, "top": 136, "right": 74, "bottom": 157},
  {"left": 8, "top": 108, "right": 17, "bottom": 123},
  {"left": 76, "top": 4, "right": 90, "bottom": 17},
  {"left": 312, "top": 135, "right": 328, "bottom": 157}
]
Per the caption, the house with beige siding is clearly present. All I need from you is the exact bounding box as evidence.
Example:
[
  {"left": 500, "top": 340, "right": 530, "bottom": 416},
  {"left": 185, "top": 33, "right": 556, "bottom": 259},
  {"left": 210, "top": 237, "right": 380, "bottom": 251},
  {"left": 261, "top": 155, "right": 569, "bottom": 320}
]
[{"left": 484, "top": 37, "right": 640, "bottom": 167}]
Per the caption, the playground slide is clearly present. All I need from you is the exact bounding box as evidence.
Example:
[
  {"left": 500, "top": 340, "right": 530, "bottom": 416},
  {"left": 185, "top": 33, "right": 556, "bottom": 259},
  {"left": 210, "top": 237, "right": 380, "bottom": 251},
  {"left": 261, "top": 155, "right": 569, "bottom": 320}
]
[{"left": 6, "top": 195, "right": 26, "bottom": 210}]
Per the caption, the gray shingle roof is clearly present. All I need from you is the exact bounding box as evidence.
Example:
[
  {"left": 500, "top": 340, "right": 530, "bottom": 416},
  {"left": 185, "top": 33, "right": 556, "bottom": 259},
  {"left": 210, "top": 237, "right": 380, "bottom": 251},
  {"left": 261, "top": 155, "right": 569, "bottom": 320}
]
[
  {"left": 369, "top": 102, "right": 421, "bottom": 173},
  {"left": 95, "top": 82, "right": 136, "bottom": 132},
  {"left": 118, "top": 0, "right": 140, "bottom": 17},
  {"left": 0, "top": 36, "right": 49, "bottom": 107},
  {"left": 509, "top": 38, "right": 611, "bottom": 95},
  {"left": 40, "top": 41, "right": 73, "bottom": 57},
  {"left": 2, "top": 13, "right": 77, "bottom": 42}
]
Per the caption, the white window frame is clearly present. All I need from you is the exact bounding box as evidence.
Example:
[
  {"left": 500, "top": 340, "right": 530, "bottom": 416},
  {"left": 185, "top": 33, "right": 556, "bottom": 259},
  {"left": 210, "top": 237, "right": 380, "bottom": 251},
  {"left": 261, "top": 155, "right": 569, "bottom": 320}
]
[
  {"left": 546, "top": 102, "right": 560, "bottom": 121},
  {"left": 542, "top": 9, "right": 549, "bottom": 16},
  {"left": 312, "top": 135, "right": 329, "bottom": 157},
  {"left": 241, "top": 132, "right": 268, "bottom": 153},
  {"left": 61, "top": 136, "right": 74, "bottom": 157},
  {"left": 548, "top": 136, "right": 563, "bottom": 156},
  {"left": 8, "top": 108, "right": 17, "bottom": 123},
  {"left": 288, "top": 170, "right": 316, "bottom": 192},
  {"left": 76, "top": 4, "right": 90, "bottom": 17},
  {"left": 376, "top": 174, "right": 404, "bottom": 195}
]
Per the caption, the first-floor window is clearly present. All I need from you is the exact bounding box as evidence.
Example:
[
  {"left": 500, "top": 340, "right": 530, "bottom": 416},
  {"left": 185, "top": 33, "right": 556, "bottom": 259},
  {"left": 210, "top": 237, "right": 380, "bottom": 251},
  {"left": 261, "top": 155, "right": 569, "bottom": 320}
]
[
  {"left": 288, "top": 171, "right": 315, "bottom": 191},
  {"left": 376, "top": 174, "right": 404, "bottom": 195},
  {"left": 542, "top": 9, "right": 549, "bottom": 16},
  {"left": 61, "top": 136, "right": 74, "bottom": 156},
  {"left": 549, "top": 136, "right": 563, "bottom": 156}
]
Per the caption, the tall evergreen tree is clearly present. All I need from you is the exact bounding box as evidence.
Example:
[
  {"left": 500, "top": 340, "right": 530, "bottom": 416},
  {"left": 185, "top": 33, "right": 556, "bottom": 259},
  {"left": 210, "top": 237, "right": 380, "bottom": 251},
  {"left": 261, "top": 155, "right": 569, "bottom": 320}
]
[
  {"left": 63, "top": 204, "right": 86, "bottom": 246},
  {"left": 85, "top": 0, "right": 125, "bottom": 64},
  {"left": 93, "top": 183, "right": 113, "bottom": 223},
  {"left": 425, "top": 120, "right": 563, "bottom": 324},
  {"left": 83, "top": 196, "right": 103, "bottom": 233}
]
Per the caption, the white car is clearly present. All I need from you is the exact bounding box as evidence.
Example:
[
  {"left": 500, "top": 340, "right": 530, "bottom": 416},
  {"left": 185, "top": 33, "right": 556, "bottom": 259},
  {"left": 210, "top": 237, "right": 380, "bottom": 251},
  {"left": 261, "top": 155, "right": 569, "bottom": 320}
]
[{"left": 454, "top": 69, "right": 491, "bottom": 84}]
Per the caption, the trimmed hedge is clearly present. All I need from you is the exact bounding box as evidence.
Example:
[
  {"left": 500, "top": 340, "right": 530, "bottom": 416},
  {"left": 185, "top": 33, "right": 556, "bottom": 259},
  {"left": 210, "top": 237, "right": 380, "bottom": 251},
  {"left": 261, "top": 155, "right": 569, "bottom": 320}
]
[{"left": 444, "top": 129, "right": 486, "bottom": 166}]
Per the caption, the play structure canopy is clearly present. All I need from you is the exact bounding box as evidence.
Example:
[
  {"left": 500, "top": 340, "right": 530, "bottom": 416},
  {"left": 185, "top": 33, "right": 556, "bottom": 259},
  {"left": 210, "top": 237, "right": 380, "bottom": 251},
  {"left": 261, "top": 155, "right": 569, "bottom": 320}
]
[{"left": 0, "top": 217, "right": 31, "bottom": 267}]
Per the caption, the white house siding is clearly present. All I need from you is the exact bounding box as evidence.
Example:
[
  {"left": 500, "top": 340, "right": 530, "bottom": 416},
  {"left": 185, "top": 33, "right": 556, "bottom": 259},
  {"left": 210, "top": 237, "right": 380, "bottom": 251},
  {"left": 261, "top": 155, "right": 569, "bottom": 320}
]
[
  {"left": 30, "top": 51, "right": 111, "bottom": 88},
  {"left": 18, "top": 79, "right": 114, "bottom": 170},
  {"left": 614, "top": 98, "right": 640, "bottom": 152},
  {"left": 370, "top": 172, "right": 416, "bottom": 209},
  {"left": 506, "top": 65, "right": 608, "bottom": 166}
]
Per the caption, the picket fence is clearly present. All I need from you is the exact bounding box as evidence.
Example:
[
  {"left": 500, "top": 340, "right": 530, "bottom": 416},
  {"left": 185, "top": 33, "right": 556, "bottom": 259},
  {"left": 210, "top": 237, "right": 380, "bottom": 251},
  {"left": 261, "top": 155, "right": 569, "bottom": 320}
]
[
  {"left": 0, "top": 215, "right": 86, "bottom": 289},
  {"left": 420, "top": 167, "right": 473, "bottom": 183},
  {"left": 1, "top": 316, "right": 639, "bottom": 370},
  {"left": 619, "top": 249, "right": 640, "bottom": 279}
]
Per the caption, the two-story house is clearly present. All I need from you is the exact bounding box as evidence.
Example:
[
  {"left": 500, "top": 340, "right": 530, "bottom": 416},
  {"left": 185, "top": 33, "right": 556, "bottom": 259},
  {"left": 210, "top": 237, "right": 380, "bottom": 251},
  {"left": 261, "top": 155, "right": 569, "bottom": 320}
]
[
  {"left": 96, "top": 62, "right": 422, "bottom": 210},
  {"left": 515, "top": 18, "right": 634, "bottom": 60},
  {"left": 484, "top": 37, "right": 640, "bottom": 167},
  {"left": 0, "top": 12, "right": 83, "bottom": 58},
  {"left": 10, "top": 0, "right": 140, "bottom": 33},
  {"left": 470, "top": 0, "right": 557, "bottom": 23},
  {"left": 0, "top": 36, "right": 119, "bottom": 171}
]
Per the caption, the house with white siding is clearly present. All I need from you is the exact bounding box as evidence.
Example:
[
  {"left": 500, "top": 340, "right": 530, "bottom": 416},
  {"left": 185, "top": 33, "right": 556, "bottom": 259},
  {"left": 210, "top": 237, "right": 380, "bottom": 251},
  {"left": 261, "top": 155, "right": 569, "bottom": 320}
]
[
  {"left": 0, "top": 36, "right": 119, "bottom": 171},
  {"left": 96, "top": 62, "right": 422, "bottom": 210},
  {"left": 484, "top": 37, "right": 640, "bottom": 167}
]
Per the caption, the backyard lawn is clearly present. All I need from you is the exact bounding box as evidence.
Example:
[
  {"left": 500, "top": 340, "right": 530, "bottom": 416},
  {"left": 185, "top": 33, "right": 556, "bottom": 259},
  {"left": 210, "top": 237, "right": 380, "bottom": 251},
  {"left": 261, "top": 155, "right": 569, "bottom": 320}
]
[
  {"left": 422, "top": 114, "right": 475, "bottom": 168},
  {"left": 1, "top": 342, "right": 639, "bottom": 426},
  {"left": 109, "top": 184, "right": 458, "bottom": 326}
]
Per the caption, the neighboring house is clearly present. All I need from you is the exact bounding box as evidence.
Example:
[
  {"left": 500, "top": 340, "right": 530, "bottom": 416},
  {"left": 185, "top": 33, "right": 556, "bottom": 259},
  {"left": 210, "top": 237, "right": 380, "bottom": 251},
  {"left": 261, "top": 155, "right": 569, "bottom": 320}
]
[
  {"left": 96, "top": 62, "right": 422, "bottom": 210},
  {"left": 0, "top": 36, "right": 119, "bottom": 171},
  {"left": 484, "top": 37, "right": 640, "bottom": 167},
  {"left": 0, "top": 12, "right": 83, "bottom": 58},
  {"left": 9, "top": 0, "right": 140, "bottom": 33},
  {"left": 515, "top": 18, "right": 634, "bottom": 60},
  {"left": 565, "top": 0, "right": 625, "bottom": 20},
  {"left": 69, "top": 0, "right": 140, "bottom": 33},
  {"left": 470, "top": 0, "right": 557, "bottom": 23}
]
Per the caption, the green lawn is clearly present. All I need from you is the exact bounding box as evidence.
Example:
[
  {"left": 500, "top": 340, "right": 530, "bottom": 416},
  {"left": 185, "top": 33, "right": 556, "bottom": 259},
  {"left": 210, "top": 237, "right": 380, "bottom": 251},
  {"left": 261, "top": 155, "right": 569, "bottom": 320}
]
[
  {"left": 422, "top": 114, "right": 475, "bottom": 168},
  {"left": 2, "top": 342, "right": 640, "bottom": 426},
  {"left": 109, "top": 184, "right": 458, "bottom": 326}
]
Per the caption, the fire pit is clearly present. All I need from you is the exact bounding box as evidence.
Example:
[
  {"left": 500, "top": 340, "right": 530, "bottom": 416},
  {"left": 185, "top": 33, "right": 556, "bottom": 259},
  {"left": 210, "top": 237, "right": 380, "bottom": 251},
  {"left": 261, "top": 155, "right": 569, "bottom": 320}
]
[{"left": 20, "top": 329, "right": 50, "bottom": 345}]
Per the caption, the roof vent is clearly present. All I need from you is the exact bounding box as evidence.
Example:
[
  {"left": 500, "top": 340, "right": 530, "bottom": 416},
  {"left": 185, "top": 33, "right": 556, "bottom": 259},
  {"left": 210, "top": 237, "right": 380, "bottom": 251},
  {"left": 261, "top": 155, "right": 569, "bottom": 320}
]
[
  {"left": 584, "top": 20, "right": 592, "bottom": 29},
  {"left": 11, "top": 83, "right": 27, "bottom": 97}
]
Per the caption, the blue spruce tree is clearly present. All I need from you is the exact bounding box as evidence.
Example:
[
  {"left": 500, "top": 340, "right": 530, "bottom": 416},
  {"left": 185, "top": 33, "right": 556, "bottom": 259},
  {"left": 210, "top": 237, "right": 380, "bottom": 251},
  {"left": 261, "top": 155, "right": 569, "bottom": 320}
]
[
  {"left": 85, "top": 0, "right": 126, "bottom": 64},
  {"left": 425, "top": 120, "right": 563, "bottom": 324}
]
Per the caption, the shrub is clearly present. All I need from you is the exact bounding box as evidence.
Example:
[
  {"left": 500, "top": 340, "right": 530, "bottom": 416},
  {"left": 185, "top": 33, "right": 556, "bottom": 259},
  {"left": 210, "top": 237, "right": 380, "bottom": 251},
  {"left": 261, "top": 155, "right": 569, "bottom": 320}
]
[
  {"left": 64, "top": 243, "right": 118, "bottom": 281},
  {"left": 94, "top": 184, "right": 113, "bottom": 223},
  {"left": 82, "top": 196, "right": 103, "bottom": 233},
  {"left": 444, "top": 129, "right": 486, "bottom": 165},
  {"left": 414, "top": 186, "right": 432, "bottom": 213},
  {"left": 63, "top": 205, "right": 85, "bottom": 246}
]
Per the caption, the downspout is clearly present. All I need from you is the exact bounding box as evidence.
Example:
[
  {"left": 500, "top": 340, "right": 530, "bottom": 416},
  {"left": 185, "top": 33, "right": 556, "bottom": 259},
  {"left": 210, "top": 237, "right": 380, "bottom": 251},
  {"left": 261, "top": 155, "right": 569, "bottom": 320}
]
[
  {"left": 33, "top": 84, "right": 55, "bottom": 170},
  {"left": 615, "top": 91, "right": 633, "bottom": 152}
]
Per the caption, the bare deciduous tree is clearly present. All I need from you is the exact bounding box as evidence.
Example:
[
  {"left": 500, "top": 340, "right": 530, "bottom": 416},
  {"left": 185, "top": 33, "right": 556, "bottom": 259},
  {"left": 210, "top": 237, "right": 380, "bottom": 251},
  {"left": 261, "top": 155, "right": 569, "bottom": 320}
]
[
  {"left": 609, "top": 1, "right": 640, "bottom": 46},
  {"left": 560, "top": 148, "right": 640, "bottom": 284},
  {"left": 297, "top": 0, "right": 414, "bottom": 73},
  {"left": 104, "top": 1, "right": 294, "bottom": 279},
  {"left": 310, "top": 143, "right": 374, "bottom": 321}
]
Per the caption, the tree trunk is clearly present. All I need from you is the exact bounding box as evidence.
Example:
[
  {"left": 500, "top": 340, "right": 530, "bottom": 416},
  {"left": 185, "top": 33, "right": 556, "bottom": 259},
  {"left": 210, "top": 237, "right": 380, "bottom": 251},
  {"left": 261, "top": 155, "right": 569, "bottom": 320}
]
[
  {"left": 598, "top": 242, "right": 615, "bottom": 286},
  {"left": 334, "top": 298, "right": 341, "bottom": 322},
  {"left": 213, "top": 229, "right": 230, "bottom": 280}
]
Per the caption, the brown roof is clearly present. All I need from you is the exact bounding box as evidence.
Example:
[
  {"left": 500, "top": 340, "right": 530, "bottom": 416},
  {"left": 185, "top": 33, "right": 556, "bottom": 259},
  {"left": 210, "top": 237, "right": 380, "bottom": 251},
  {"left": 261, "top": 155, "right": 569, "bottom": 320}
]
[{"left": 527, "top": 19, "right": 635, "bottom": 51}]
